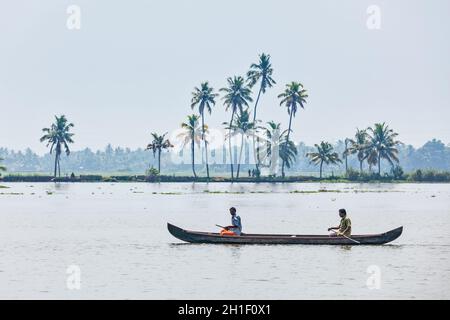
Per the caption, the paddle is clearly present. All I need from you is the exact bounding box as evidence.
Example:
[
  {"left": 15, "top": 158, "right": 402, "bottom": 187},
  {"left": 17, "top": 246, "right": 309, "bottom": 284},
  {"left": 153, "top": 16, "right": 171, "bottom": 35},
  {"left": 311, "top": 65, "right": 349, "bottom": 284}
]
[
  {"left": 331, "top": 230, "right": 361, "bottom": 244},
  {"left": 215, "top": 224, "right": 226, "bottom": 229}
]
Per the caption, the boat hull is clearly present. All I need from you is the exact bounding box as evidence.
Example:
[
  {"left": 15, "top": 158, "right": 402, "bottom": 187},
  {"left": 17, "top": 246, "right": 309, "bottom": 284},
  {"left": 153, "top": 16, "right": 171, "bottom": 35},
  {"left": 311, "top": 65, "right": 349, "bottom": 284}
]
[{"left": 167, "top": 223, "right": 403, "bottom": 245}]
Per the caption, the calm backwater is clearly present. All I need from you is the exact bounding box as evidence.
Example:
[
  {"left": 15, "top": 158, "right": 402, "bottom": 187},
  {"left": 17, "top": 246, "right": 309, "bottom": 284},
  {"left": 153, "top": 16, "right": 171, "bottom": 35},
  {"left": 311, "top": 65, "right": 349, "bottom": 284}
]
[{"left": 0, "top": 182, "right": 449, "bottom": 299}]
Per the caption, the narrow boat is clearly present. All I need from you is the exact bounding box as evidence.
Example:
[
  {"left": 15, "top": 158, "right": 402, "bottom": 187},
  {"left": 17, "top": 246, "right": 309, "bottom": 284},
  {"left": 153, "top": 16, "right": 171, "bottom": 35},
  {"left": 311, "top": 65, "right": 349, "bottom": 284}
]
[{"left": 167, "top": 223, "right": 403, "bottom": 245}]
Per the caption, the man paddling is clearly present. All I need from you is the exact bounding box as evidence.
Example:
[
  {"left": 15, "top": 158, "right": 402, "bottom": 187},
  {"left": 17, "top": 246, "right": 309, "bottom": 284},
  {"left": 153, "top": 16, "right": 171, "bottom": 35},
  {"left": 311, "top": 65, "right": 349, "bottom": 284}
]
[
  {"left": 328, "top": 208, "right": 352, "bottom": 237},
  {"left": 220, "top": 207, "right": 242, "bottom": 236}
]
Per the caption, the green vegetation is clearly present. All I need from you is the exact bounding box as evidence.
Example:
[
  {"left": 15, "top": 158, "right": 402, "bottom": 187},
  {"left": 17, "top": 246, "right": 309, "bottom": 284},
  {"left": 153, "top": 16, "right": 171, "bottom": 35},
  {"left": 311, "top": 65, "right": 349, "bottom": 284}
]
[
  {"left": 0, "top": 157, "right": 6, "bottom": 176},
  {"left": 0, "top": 53, "right": 448, "bottom": 183},
  {"left": 307, "top": 142, "right": 342, "bottom": 179},
  {"left": 39, "top": 115, "right": 74, "bottom": 178},
  {"left": 345, "top": 128, "right": 369, "bottom": 173},
  {"left": 146, "top": 133, "right": 173, "bottom": 174},
  {"left": 366, "top": 122, "right": 401, "bottom": 175},
  {"left": 407, "top": 169, "right": 450, "bottom": 182},
  {"left": 279, "top": 139, "right": 298, "bottom": 174},
  {"left": 1, "top": 170, "right": 450, "bottom": 183}
]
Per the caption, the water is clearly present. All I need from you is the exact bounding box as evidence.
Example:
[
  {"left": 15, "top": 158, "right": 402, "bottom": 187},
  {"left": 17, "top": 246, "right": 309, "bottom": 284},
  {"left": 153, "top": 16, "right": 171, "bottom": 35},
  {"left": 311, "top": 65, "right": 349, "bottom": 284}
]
[{"left": 0, "top": 182, "right": 449, "bottom": 299}]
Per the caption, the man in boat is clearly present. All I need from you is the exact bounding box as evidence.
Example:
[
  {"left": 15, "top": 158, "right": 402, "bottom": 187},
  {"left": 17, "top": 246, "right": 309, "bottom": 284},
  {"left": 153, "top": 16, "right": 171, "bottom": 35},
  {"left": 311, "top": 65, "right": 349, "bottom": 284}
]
[
  {"left": 328, "top": 208, "right": 352, "bottom": 237},
  {"left": 220, "top": 207, "right": 242, "bottom": 236}
]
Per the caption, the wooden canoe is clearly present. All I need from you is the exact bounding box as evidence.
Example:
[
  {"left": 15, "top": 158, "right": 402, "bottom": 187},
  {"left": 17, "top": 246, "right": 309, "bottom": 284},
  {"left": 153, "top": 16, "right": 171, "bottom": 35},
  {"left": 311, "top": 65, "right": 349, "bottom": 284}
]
[{"left": 167, "top": 223, "right": 403, "bottom": 245}]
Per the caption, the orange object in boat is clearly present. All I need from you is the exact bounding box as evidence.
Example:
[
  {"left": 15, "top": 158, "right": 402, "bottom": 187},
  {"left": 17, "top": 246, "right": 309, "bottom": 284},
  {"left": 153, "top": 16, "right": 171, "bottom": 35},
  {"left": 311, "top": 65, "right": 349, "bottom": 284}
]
[{"left": 220, "top": 229, "right": 236, "bottom": 236}]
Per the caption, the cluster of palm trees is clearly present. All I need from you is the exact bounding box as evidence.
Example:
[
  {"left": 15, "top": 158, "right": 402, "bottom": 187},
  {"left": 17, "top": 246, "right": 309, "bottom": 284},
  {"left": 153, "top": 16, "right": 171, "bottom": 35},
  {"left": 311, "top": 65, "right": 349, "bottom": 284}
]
[
  {"left": 36, "top": 53, "right": 308, "bottom": 180},
  {"left": 344, "top": 122, "right": 402, "bottom": 175},
  {"left": 34, "top": 55, "right": 400, "bottom": 181},
  {"left": 307, "top": 122, "right": 401, "bottom": 178},
  {"left": 172, "top": 53, "right": 308, "bottom": 180}
]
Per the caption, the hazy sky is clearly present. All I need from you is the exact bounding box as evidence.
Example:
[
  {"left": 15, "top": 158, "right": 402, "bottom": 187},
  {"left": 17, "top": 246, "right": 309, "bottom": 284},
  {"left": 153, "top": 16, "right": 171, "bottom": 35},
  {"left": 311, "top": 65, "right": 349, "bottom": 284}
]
[{"left": 1, "top": 0, "right": 449, "bottom": 154}]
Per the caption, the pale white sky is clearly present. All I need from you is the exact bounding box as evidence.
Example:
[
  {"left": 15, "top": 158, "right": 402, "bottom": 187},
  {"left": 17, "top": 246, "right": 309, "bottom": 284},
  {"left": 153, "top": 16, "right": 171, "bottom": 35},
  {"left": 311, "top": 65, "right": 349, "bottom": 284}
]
[{"left": 1, "top": 0, "right": 449, "bottom": 154}]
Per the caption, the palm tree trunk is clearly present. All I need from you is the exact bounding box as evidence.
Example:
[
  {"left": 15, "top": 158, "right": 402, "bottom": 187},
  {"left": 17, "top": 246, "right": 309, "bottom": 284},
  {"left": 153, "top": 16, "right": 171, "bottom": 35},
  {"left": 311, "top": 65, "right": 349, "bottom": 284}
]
[
  {"left": 320, "top": 160, "right": 323, "bottom": 179},
  {"left": 53, "top": 153, "right": 58, "bottom": 177},
  {"left": 158, "top": 149, "right": 161, "bottom": 173},
  {"left": 378, "top": 154, "right": 381, "bottom": 176},
  {"left": 58, "top": 156, "right": 61, "bottom": 177},
  {"left": 202, "top": 113, "right": 210, "bottom": 180},
  {"left": 344, "top": 140, "right": 348, "bottom": 175},
  {"left": 237, "top": 134, "right": 244, "bottom": 179},
  {"left": 191, "top": 137, "right": 197, "bottom": 178},
  {"left": 228, "top": 110, "right": 235, "bottom": 180},
  {"left": 252, "top": 86, "right": 262, "bottom": 171},
  {"left": 256, "top": 135, "right": 261, "bottom": 173},
  {"left": 345, "top": 156, "right": 348, "bottom": 175},
  {"left": 281, "top": 110, "right": 294, "bottom": 178},
  {"left": 252, "top": 86, "right": 262, "bottom": 124},
  {"left": 359, "top": 160, "right": 363, "bottom": 173}
]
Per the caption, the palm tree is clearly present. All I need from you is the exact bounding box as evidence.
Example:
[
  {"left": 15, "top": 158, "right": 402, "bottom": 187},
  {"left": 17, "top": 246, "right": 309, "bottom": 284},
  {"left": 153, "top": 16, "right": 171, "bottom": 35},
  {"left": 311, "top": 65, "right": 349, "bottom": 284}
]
[
  {"left": 247, "top": 53, "right": 276, "bottom": 170},
  {"left": 277, "top": 82, "right": 308, "bottom": 177},
  {"left": 178, "top": 115, "right": 204, "bottom": 178},
  {"left": 40, "top": 115, "right": 75, "bottom": 177},
  {"left": 366, "top": 123, "right": 401, "bottom": 175},
  {"left": 146, "top": 132, "right": 173, "bottom": 173},
  {"left": 306, "top": 141, "right": 342, "bottom": 179},
  {"left": 346, "top": 128, "right": 369, "bottom": 173},
  {"left": 223, "top": 109, "right": 256, "bottom": 178},
  {"left": 191, "top": 82, "right": 218, "bottom": 179},
  {"left": 220, "top": 76, "right": 253, "bottom": 180}
]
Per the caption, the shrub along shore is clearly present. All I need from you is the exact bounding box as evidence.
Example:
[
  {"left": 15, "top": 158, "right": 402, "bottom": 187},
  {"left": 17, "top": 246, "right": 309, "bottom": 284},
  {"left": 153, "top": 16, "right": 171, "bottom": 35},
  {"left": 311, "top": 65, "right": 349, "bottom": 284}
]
[{"left": 1, "top": 169, "right": 450, "bottom": 183}]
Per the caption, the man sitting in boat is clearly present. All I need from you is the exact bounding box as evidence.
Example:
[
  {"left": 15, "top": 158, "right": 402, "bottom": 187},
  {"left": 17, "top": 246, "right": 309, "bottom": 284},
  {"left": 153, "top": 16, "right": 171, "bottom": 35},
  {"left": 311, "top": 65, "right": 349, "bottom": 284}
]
[
  {"left": 328, "top": 208, "right": 352, "bottom": 237},
  {"left": 220, "top": 207, "right": 242, "bottom": 236}
]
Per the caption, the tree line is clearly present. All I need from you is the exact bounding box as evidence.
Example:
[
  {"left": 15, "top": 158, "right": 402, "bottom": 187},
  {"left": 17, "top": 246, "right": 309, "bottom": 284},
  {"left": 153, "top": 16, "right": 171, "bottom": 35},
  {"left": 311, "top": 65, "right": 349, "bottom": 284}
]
[
  {"left": 1, "top": 53, "right": 449, "bottom": 180},
  {"left": 1, "top": 138, "right": 450, "bottom": 178}
]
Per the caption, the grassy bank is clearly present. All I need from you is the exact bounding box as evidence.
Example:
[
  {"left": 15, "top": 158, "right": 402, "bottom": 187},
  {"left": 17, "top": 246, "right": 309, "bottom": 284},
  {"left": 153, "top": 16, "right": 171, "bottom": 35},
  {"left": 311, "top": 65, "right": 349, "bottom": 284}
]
[{"left": 1, "top": 169, "right": 450, "bottom": 183}]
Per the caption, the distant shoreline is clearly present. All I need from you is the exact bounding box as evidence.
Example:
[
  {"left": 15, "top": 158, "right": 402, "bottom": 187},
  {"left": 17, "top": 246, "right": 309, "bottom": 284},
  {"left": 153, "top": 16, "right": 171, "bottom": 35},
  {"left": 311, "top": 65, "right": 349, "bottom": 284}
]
[{"left": 1, "top": 173, "right": 450, "bottom": 183}]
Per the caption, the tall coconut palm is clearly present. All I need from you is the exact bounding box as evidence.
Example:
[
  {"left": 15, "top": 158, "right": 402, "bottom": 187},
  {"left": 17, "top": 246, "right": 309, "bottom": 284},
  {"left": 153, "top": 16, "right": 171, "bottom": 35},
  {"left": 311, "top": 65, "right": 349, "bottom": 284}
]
[
  {"left": 220, "top": 76, "right": 253, "bottom": 180},
  {"left": 40, "top": 115, "right": 75, "bottom": 177},
  {"left": 178, "top": 115, "right": 204, "bottom": 178},
  {"left": 277, "top": 82, "right": 308, "bottom": 177},
  {"left": 223, "top": 109, "right": 256, "bottom": 178},
  {"left": 191, "top": 82, "right": 218, "bottom": 179},
  {"left": 146, "top": 132, "right": 173, "bottom": 174},
  {"left": 306, "top": 141, "right": 342, "bottom": 179},
  {"left": 346, "top": 128, "right": 369, "bottom": 173},
  {"left": 366, "top": 123, "right": 401, "bottom": 175},
  {"left": 247, "top": 53, "right": 276, "bottom": 170}
]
